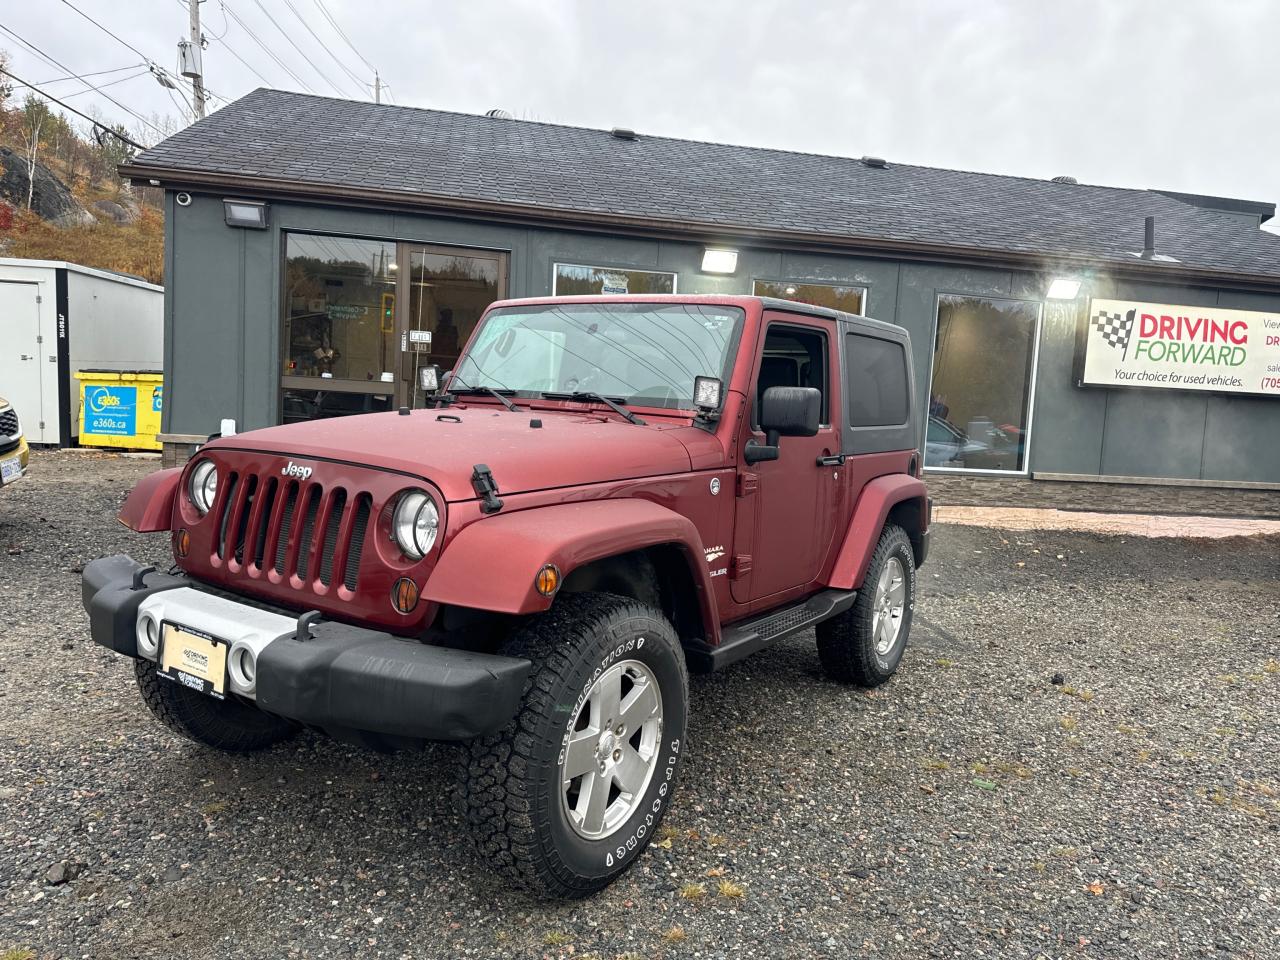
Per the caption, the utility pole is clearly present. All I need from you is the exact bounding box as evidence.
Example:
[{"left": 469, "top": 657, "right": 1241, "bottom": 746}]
[
  {"left": 185, "top": 0, "right": 207, "bottom": 119},
  {"left": 374, "top": 71, "right": 380, "bottom": 104}
]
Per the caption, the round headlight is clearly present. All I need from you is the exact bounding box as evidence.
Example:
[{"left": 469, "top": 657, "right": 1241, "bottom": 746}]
[
  {"left": 189, "top": 460, "right": 218, "bottom": 515},
  {"left": 392, "top": 490, "right": 440, "bottom": 560}
]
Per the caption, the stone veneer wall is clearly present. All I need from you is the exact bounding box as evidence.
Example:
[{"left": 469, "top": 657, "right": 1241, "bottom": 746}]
[{"left": 926, "top": 474, "right": 1280, "bottom": 519}]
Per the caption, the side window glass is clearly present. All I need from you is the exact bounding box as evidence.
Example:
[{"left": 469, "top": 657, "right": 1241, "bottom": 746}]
[
  {"left": 754, "top": 324, "right": 829, "bottom": 426},
  {"left": 846, "top": 332, "right": 909, "bottom": 426}
]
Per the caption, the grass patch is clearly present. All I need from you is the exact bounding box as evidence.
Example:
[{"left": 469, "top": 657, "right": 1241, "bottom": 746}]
[
  {"left": 1058, "top": 716, "right": 1078, "bottom": 731},
  {"left": 934, "top": 658, "right": 954, "bottom": 668},
  {"left": 542, "top": 931, "right": 570, "bottom": 946},
  {"left": 2, "top": 950, "right": 36, "bottom": 960},
  {"left": 972, "top": 760, "right": 1032, "bottom": 779},
  {"left": 663, "top": 926, "right": 687, "bottom": 943},
  {"left": 717, "top": 878, "right": 747, "bottom": 899},
  {"left": 1059, "top": 686, "right": 1095, "bottom": 702},
  {"left": 678, "top": 882, "right": 706, "bottom": 900},
  {"left": 920, "top": 758, "right": 951, "bottom": 771},
  {"left": 1264, "top": 660, "right": 1279, "bottom": 674},
  {"left": 200, "top": 800, "right": 230, "bottom": 817}
]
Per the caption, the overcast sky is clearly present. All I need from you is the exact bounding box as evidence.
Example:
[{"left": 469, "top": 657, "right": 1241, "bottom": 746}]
[{"left": 5, "top": 0, "right": 1278, "bottom": 230}]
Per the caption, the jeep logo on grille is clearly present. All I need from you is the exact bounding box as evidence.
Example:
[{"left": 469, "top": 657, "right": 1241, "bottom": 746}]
[{"left": 281, "top": 461, "right": 314, "bottom": 481}]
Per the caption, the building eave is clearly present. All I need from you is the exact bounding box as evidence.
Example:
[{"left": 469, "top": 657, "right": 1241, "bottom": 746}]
[{"left": 120, "top": 163, "right": 1280, "bottom": 294}]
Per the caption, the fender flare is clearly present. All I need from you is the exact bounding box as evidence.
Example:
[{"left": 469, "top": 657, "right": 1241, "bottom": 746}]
[
  {"left": 118, "top": 467, "right": 182, "bottom": 533},
  {"left": 825, "top": 474, "right": 928, "bottom": 590},
  {"left": 423, "top": 499, "right": 720, "bottom": 641}
]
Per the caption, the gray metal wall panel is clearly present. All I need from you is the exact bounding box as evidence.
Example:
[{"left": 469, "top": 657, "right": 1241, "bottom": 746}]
[
  {"left": 165, "top": 195, "right": 245, "bottom": 436},
  {"left": 160, "top": 193, "right": 1280, "bottom": 485}
]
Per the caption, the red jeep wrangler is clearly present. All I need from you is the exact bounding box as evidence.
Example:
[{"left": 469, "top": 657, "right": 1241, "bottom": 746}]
[{"left": 83, "top": 295, "right": 929, "bottom": 898}]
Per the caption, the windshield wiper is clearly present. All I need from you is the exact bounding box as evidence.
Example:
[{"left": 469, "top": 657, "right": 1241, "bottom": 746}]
[
  {"left": 450, "top": 385, "right": 522, "bottom": 411},
  {"left": 541, "top": 391, "right": 644, "bottom": 425}
]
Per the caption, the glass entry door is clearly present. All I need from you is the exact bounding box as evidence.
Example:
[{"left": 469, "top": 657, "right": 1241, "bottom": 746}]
[
  {"left": 280, "top": 235, "right": 506, "bottom": 421},
  {"left": 399, "top": 245, "right": 507, "bottom": 408}
]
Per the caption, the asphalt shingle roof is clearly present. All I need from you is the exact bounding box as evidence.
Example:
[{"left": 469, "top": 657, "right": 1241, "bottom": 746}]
[{"left": 127, "top": 89, "right": 1280, "bottom": 283}]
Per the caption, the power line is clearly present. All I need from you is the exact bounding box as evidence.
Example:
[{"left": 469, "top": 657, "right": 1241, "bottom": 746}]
[
  {"left": 279, "top": 0, "right": 369, "bottom": 92},
  {"left": 312, "top": 0, "right": 375, "bottom": 74},
  {"left": 57, "top": 0, "right": 156, "bottom": 65},
  {"left": 0, "top": 23, "right": 166, "bottom": 136},
  {"left": 221, "top": 2, "right": 318, "bottom": 93},
  {"left": 0, "top": 66, "right": 148, "bottom": 150},
  {"left": 63, "top": 69, "right": 152, "bottom": 98},
  {"left": 35, "top": 63, "right": 145, "bottom": 85},
  {"left": 247, "top": 0, "right": 358, "bottom": 97}
]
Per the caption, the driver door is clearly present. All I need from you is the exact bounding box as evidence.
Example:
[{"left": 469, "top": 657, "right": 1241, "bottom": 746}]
[{"left": 731, "top": 315, "right": 841, "bottom": 607}]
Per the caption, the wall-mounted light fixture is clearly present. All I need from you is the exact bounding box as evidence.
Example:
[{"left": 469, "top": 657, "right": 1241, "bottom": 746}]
[
  {"left": 223, "top": 199, "right": 268, "bottom": 229},
  {"left": 701, "top": 247, "right": 738, "bottom": 274},
  {"left": 1046, "top": 277, "right": 1082, "bottom": 300}
]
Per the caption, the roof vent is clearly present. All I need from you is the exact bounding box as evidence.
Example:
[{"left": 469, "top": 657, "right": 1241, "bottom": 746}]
[
  {"left": 484, "top": 108, "right": 513, "bottom": 119},
  {"left": 611, "top": 127, "right": 638, "bottom": 141},
  {"left": 861, "top": 156, "right": 887, "bottom": 169},
  {"left": 1051, "top": 175, "right": 1078, "bottom": 184}
]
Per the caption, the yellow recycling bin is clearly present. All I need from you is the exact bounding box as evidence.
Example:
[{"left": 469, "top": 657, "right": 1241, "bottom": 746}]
[{"left": 75, "top": 370, "right": 164, "bottom": 451}]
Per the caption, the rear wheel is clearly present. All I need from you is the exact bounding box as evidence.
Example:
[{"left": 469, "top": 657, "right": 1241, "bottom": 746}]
[
  {"left": 134, "top": 659, "right": 298, "bottom": 752},
  {"left": 816, "top": 523, "right": 915, "bottom": 686},
  {"left": 458, "top": 592, "right": 688, "bottom": 899}
]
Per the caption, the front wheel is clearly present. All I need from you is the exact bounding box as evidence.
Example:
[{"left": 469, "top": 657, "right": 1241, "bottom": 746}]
[
  {"left": 457, "top": 592, "right": 688, "bottom": 898},
  {"left": 816, "top": 523, "right": 916, "bottom": 686}
]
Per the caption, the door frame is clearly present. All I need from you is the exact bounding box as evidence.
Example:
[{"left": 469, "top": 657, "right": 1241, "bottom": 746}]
[
  {"left": 276, "top": 235, "right": 509, "bottom": 422},
  {"left": 395, "top": 243, "right": 509, "bottom": 408}
]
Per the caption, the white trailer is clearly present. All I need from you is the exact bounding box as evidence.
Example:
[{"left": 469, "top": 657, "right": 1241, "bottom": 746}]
[{"left": 0, "top": 259, "right": 163, "bottom": 446}]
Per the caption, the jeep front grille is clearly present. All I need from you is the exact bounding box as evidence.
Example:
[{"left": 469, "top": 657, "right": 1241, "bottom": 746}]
[
  {"left": 214, "top": 469, "right": 372, "bottom": 593},
  {"left": 0, "top": 408, "right": 19, "bottom": 437}
]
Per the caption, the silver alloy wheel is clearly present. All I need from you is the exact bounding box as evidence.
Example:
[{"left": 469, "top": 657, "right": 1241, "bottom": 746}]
[
  {"left": 872, "top": 556, "right": 907, "bottom": 656},
  {"left": 560, "top": 658, "right": 663, "bottom": 840}
]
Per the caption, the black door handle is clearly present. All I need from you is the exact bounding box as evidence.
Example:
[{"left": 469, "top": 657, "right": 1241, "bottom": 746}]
[{"left": 816, "top": 454, "right": 846, "bottom": 467}]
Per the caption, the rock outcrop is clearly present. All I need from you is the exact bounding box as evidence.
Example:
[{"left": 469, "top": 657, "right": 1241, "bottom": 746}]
[{"left": 0, "top": 146, "right": 95, "bottom": 226}]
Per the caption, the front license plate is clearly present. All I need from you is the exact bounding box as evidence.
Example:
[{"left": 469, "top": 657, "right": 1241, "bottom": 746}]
[
  {"left": 0, "top": 455, "right": 20, "bottom": 484},
  {"left": 158, "top": 623, "right": 229, "bottom": 699}
]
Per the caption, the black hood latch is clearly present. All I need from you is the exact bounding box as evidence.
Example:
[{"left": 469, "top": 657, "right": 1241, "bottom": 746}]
[{"left": 471, "top": 463, "right": 504, "bottom": 515}]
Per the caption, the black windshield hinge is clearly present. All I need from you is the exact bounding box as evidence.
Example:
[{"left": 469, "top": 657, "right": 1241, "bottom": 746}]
[{"left": 471, "top": 463, "right": 504, "bottom": 514}]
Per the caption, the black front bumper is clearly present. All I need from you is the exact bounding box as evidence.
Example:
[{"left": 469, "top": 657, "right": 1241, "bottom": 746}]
[{"left": 82, "top": 554, "right": 532, "bottom": 742}]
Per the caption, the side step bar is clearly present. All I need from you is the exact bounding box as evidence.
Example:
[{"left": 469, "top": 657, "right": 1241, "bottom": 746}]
[{"left": 686, "top": 588, "right": 857, "bottom": 673}]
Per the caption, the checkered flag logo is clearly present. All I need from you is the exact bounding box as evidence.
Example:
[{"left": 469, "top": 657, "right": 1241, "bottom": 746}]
[{"left": 1091, "top": 307, "right": 1136, "bottom": 360}]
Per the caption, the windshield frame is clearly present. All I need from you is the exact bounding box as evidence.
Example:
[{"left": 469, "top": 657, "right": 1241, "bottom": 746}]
[{"left": 451, "top": 301, "right": 746, "bottom": 413}]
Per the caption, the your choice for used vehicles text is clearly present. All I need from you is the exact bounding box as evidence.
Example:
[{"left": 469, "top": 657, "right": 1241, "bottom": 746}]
[{"left": 82, "top": 294, "right": 930, "bottom": 898}]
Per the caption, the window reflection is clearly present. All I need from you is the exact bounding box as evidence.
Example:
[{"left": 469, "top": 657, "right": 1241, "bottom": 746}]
[
  {"left": 927, "top": 294, "right": 1039, "bottom": 472},
  {"left": 754, "top": 280, "right": 865, "bottom": 314},
  {"left": 554, "top": 264, "right": 676, "bottom": 296},
  {"left": 283, "top": 234, "right": 398, "bottom": 383}
]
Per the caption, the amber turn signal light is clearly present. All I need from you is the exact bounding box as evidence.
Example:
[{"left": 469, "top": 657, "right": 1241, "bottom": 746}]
[
  {"left": 535, "top": 563, "right": 560, "bottom": 597},
  {"left": 174, "top": 528, "right": 190, "bottom": 558},
  {"left": 391, "top": 577, "right": 420, "bottom": 614}
]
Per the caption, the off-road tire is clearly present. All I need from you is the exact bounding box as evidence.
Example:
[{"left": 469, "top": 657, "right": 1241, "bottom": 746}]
[
  {"left": 457, "top": 592, "right": 688, "bottom": 899},
  {"left": 816, "top": 523, "right": 915, "bottom": 686},
  {"left": 134, "top": 659, "right": 298, "bottom": 752}
]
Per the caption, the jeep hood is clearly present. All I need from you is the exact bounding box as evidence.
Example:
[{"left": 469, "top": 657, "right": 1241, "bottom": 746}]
[{"left": 210, "top": 407, "right": 695, "bottom": 501}]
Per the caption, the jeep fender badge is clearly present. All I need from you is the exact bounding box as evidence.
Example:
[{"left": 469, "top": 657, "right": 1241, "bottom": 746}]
[{"left": 709, "top": 477, "right": 721, "bottom": 495}]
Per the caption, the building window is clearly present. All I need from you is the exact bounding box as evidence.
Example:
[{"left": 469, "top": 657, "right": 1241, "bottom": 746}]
[
  {"left": 281, "top": 233, "right": 399, "bottom": 421},
  {"left": 754, "top": 279, "right": 865, "bottom": 314},
  {"left": 926, "top": 294, "right": 1040, "bottom": 473},
  {"left": 846, "top": 333, "right": 909, "bottom": 426},
  {"left": 552, "top": 263, "right": 676, "bottom": 296}
]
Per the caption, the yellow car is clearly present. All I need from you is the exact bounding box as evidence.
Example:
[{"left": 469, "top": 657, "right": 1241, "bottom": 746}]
[{"left": 0, "top": 395, "right": 30, "bottom": 488}]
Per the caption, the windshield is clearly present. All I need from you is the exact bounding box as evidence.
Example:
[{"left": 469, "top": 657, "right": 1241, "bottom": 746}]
[{"left": 452, "top": 303, "right": 743, "bottom": 409}]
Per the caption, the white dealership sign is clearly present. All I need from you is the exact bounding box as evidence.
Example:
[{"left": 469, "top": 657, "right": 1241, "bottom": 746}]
[{"left": 1081, "top": 298, "right": 1280, "bottom": 397}]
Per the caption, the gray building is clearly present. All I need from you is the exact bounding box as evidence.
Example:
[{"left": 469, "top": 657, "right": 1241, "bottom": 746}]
[{"left": 121, "top": 90, "right": 1280, "bottom": 514}]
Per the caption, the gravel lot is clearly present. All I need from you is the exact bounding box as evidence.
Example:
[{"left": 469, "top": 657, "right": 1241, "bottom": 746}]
[{"left": 2, "top": 449, "right": 1278, "bottom": 959}]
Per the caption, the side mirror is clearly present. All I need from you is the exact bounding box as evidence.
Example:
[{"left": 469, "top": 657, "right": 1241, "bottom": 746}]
[{"left": 745, "top": 386, "right": 821, "bottom": 464}]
